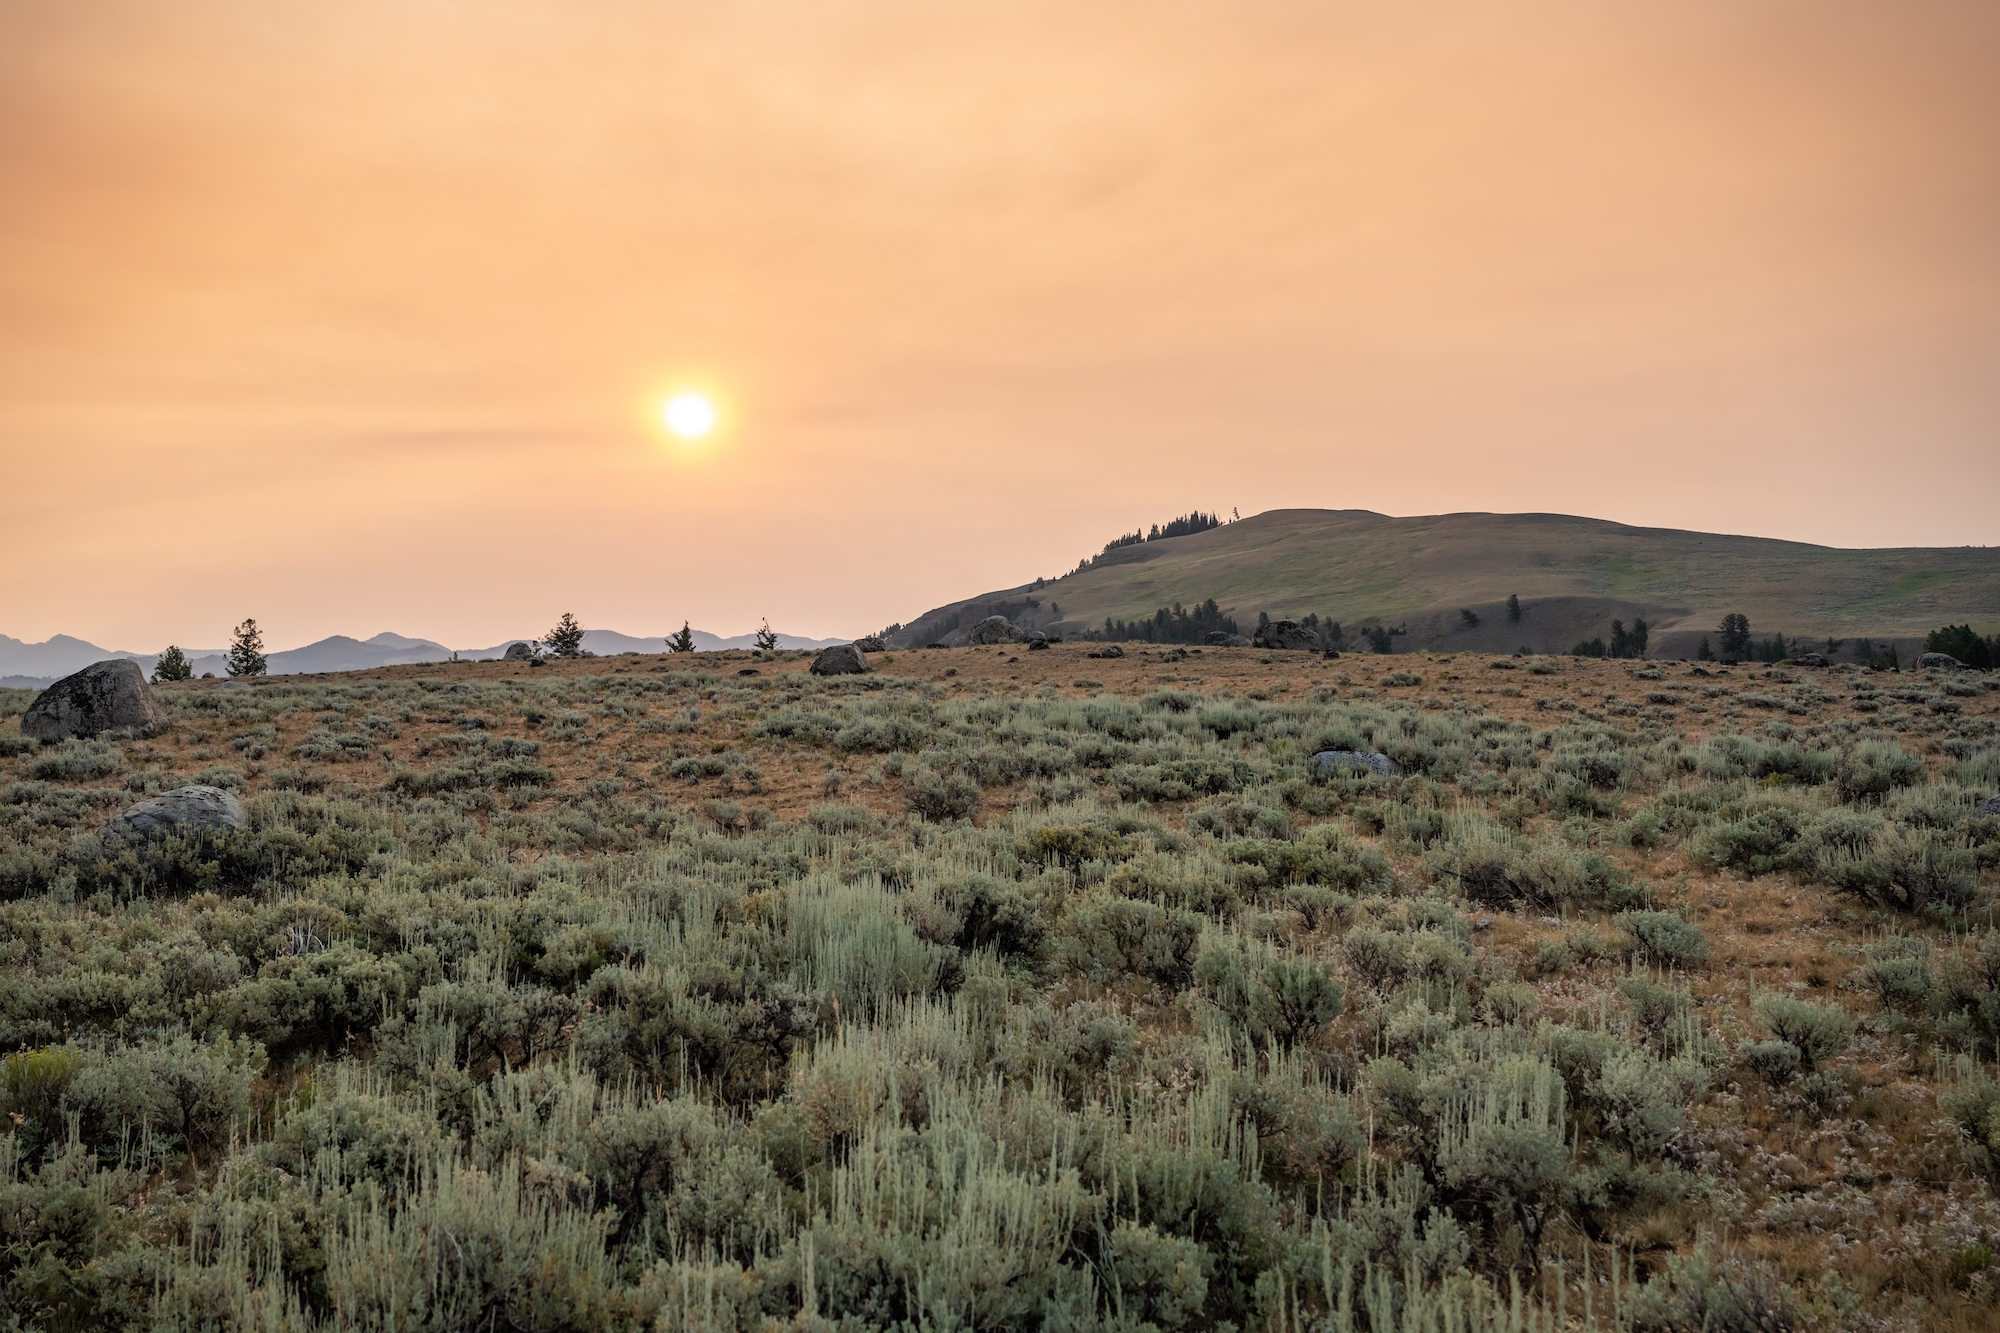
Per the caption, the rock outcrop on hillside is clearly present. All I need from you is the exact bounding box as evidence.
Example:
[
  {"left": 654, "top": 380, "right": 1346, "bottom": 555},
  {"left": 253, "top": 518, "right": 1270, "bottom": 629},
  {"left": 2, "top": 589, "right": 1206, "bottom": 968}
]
[
  {"left": 1252, "top": 620, "right": 1319, "bottom": 651},
  {"left": 21, "top": 660, "right": 167, "bottom": 741},
  {"left": 810, "top": 644, "right": 871, "bottom": 675},
  {"left": 968, "top": 616, "right": 1030, "bottom": 645}
]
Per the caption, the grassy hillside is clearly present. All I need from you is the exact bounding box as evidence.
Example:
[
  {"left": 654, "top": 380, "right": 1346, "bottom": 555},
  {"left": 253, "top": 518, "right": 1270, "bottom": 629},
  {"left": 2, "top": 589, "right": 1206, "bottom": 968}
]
[
  {"left": 2, "top": 647, "right": 1999, "bottom": 1328},
  {"left": 888, "top": 509, "right": 2000, "bottom": 656}
]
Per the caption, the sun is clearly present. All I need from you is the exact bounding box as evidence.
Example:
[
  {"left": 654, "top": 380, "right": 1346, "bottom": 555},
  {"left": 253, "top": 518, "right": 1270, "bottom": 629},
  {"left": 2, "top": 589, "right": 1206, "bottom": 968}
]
[{"left": 662, "top": 393, "right": 717, "bottom": 439}]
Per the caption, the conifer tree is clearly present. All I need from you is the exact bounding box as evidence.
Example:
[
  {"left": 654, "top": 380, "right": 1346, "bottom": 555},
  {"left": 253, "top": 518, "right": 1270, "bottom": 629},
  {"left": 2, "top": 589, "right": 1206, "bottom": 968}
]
[
  {"left": 1716, "top": 613, "right": 1751, "bottom": 659},
  {"left": 667, "top": 621, "right": 696, "bottom": 653},
  {"left": 1506, "top": 593, "right": 1521, "bottom": 623},
  {"left": 543, "top": 612, "right": 586, "bottom": 659},
  {"left": 755, "top": 619, "right": 778, "bottom": 651},
  {"left": 226, "top": 620, "right": 266, "bottom": 677},
  {"left": 152, "top": 645, "right": 191, "bottom": 682}
]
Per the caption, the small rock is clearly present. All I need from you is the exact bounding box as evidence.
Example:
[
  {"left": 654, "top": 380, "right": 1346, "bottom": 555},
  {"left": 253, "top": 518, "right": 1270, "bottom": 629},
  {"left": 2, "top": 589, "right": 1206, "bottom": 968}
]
[
  {"left": 1323, "top": 649, "right": 1341, "bottom": 659},
  {"left": 1027, "top": 639, "right": 1050, "bottom": 651},
  {"left": 1159, "top": 647, "right": 1187, "bottom": 662},
  {"left": 1312, "top": 750, "right": 1399, "bottom": 778},
  {"left": 926, "top": 642, "right": 950, "bottom": 649},
  {"left": 1006, "top": 656, "right": 1019, "bottom": 664},
  {"left": 1087, "top": 644, "right": 1125, "bottom": 659},
  {"left": 502, "top": 642, "right": 536, "bottom": 661},
  {"left": 968, "top": 615, "right": 1030, "bottom": 645},
  {"left": 1791, "top": 653, "right": 1827, "bottom": 668},
  {"left": 736, "top": 668, "right": 761, "bottom": 676},
  {"left": 810, "top": 644, "right": 871, "bottom": 676},
  {"left": 449, "top": 683, "right": 472, "bottom": 694},
  {"left": 1252, "top": 619, "right": 1319, "bottom": 651},
  {"left": 1977, "top": 796, "right": 2000, "bottom": 817},
  {"left": 22, "top": 660, "right": 168, "bottom": 741},
  {"left": 104, "top": 784, "right": 247, "bottom": 843},
  {"left": 1919, "top": 652, "right": 1964, "bottom": 671},
  {"left": 1474, "top": 916, "right": 1494, "bottom": 931},
  {"left": 853, "top": 636, "right": 888, "bottom": 653},
  {"left": 1204, "top": 631, "right": 1252, "bottom": 647}
]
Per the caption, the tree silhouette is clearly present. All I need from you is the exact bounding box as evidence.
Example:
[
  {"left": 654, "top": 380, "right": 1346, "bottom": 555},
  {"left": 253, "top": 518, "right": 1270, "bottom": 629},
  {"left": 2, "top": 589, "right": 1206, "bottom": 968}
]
[
  {"left": 152, "top": 645, "right": 191, "bottom": 682},
  {"left": 1716, "top": 614, "right": 1752, "bottom": 659},
  {"left": 667, "top": 621, "right": 696, "bottom": 653},
  {"left": 226, "top": 620, "right": 266, "bottom": 678},
  {"left": 543, "top": 612, "right": 586, "bottom": 659}
]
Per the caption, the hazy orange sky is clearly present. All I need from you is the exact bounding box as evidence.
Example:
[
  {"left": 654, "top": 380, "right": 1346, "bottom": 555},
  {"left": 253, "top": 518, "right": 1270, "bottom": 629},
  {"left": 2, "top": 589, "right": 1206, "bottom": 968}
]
[{"left": 4, "top": 0, "right": 1997, "bottom": 648}]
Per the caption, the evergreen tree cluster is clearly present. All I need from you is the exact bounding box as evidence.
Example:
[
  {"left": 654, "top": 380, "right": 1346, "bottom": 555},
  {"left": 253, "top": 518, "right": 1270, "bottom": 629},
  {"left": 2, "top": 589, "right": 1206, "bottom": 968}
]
[
  {"left": 1083, "top": 598, "right": 1238, "bottom": 644},
  {"left": 1927, "top": 624, "right": 1999, "bottom": 669},
  {"left": 1356, "top": 622, "right": 1405, "bottom": 653},
  {"left": 1147, "top": 510, "right": 1221, "bottom": 541},
  {"left": 1067, "top": 510, "right": 1227, "bottom": 576},
  {"left": 1571, "top": 618, "right": 1650, "bottom": 660}
]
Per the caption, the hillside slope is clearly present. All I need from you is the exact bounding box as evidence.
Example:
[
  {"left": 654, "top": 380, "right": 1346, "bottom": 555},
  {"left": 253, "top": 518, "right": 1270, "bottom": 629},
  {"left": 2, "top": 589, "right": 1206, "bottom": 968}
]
[{"left": 888, "top": 509, "right": 2000, "bottom": 656}]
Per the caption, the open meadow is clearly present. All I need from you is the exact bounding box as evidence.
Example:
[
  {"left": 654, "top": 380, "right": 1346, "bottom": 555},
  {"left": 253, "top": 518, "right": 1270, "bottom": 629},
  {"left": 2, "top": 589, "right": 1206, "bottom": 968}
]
[{"left": 3, "top": 643, "right": 2000, "bottom": 1331}]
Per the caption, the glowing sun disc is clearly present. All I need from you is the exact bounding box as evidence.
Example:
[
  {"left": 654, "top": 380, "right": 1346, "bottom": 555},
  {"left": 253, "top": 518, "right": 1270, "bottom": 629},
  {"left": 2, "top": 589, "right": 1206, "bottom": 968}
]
[{"left": 663, "top": 393, "right": 717, "bottom": 439}]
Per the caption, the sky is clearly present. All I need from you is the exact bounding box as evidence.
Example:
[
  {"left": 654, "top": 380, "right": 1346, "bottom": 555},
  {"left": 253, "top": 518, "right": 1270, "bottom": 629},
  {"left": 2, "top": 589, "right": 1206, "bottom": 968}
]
[{"left": 3, "top": 0, "right": 1997, "bottom": 650}]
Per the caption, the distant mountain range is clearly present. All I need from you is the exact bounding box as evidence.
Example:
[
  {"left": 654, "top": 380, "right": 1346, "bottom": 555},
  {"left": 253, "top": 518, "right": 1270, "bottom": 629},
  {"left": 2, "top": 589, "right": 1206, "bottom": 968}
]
[
  {"left": 0, "top": 628, "right": 846, "bottom": 690},
  {"left": 888, "top": 508, "right": 2000, "bottom": 659}
]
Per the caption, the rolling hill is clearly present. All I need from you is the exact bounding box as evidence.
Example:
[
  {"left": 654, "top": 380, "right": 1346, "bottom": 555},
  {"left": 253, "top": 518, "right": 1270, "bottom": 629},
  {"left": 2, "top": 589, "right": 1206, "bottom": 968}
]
[
  {"left": 0, "top": 627, "right": 845, "bottom": 689},
  {"left": 886, "top": 509, "right": 2000, "bottom": 658}
]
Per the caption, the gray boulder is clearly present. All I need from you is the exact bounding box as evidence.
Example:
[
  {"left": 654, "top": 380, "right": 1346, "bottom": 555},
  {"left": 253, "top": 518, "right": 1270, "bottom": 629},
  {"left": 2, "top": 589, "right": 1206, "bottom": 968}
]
[
  {"left": 810, "top": 644, "right": 871, "bottom": 676},
  {"left": 1205, "top": 631, "right": 1252, "bottom": 647},
  {"left": 1087, "top": 644, "right": 1125, "bottom": 659},
  {"left": 22, "top": 660, "right": 167, "bottom": 741},
  {"left": 1313, "top": 750, "right": 1399, "bottom": 778},
  {"left": 968, "top": 616, "right": 1029, "bottom": 645},
  {"left": 1919, "top": 652, "right": 1964, "bottom": 671},
  {"left": 104, "top": 784, "right": 247, "bottom": 843},
  {"left": 1027, "top": 639, "right": 1050, "bottom": 651},
  {"left": 1791, "top": 653, "right": 1828, "bottom": 668},
  {"left": 502, "top": 642, "right": 536, "bottom": 661},
  {"left": 1978, "top": 796, "right": 2000, "bottom": 818},
  {"left": 1252, "top": 619, "right": 1319, "bottom": 652},
  {"left": 853, "top": 636, "right": 888, "bottom": 653}
]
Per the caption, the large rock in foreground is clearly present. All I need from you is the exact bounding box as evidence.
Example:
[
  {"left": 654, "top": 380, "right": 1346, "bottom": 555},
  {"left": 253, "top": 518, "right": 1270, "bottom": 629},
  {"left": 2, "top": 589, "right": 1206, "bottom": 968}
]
[
  {"left": 1252, "top": 619, "right": 1319, "bottom": 651},
  {"left": 968, "top": 616, "right": 1030, "bottom": 645},
  {"left": 811, "top": 644, "right": 871, "bottom": 676},
  {"left": 22, "top": 660, "right": 167, "bottom": 741},
  {"left": 1313, "top": 750, "right": 1399, "bottom": 778},
  {"left": 104, "top": 785, "right": 247, "bottom": 843}
]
